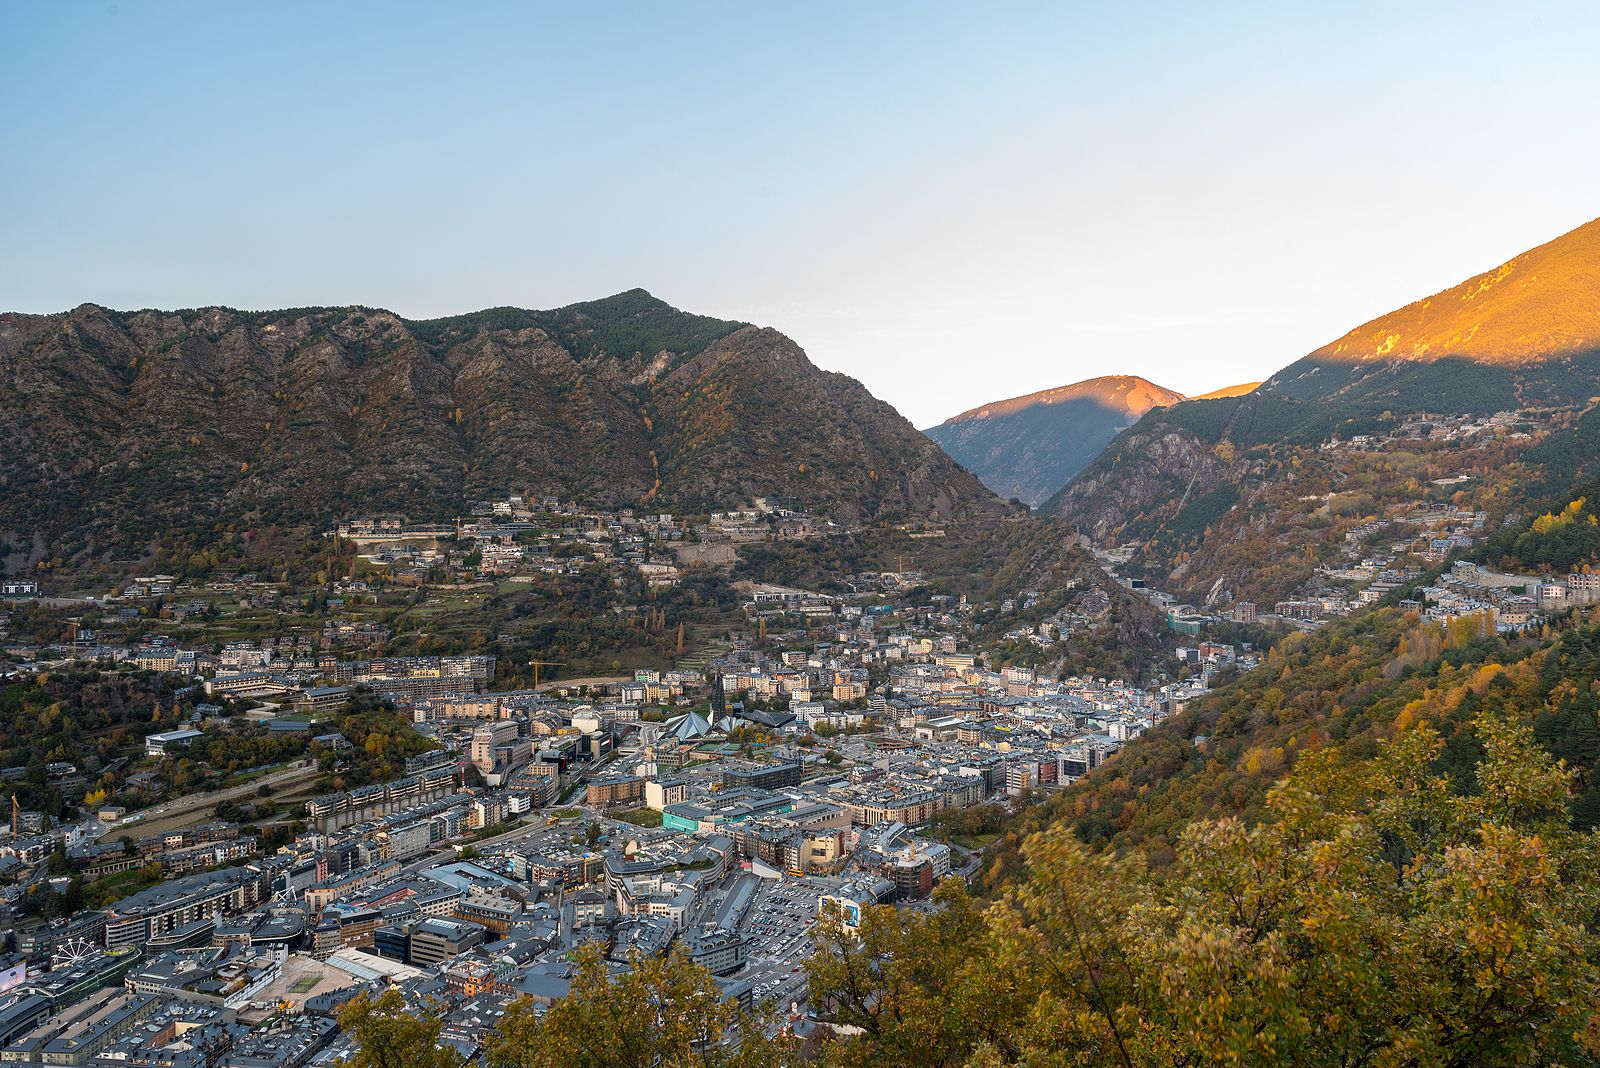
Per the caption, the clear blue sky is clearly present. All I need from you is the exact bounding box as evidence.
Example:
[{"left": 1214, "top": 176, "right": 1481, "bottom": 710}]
[{"left": 5, "top": 1, "right": 1599, "bottom": 425}]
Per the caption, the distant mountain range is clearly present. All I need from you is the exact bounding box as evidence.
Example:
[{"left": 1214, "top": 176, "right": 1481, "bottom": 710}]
[
  {"left": 924, "top": 376, "right": 1185, "bottom": 507},
  {"left": 924, "top": 375, "right": 1268, "bottom": 508},
  {"left": 0, "top": 290, "right": 1004, "bottom": 571}
]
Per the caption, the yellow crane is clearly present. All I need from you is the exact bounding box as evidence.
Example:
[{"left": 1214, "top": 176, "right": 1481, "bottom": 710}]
[{"left": 528, "top": 658, "right": 565, "bottom": 688}]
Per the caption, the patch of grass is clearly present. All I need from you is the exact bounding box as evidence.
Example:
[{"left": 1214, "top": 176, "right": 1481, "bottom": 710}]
[
  {"left": 218, "top": 762, "right": 292, "bottom": 788},
  {"left": 612, "top": 807, "right": 663, "bottom": 828},
  {"left": 946, "top": 832, "right": 1000, "bottom": 852},
  {"left": 82, "top": 865, "right": 164, "bottom": 909}
]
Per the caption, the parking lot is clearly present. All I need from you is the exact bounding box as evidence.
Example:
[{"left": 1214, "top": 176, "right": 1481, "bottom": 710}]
[{"left": 736, "top": 878, "right": 827, "bottom": 1018}]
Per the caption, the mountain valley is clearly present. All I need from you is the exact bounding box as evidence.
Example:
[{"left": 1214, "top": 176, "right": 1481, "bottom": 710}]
[{"left": 6, "top": 223, "right": 1600, "bottom": 1068}]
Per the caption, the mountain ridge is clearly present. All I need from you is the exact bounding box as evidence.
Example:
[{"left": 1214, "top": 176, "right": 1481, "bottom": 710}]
[
  {"left": 1049, "top": 214, "right": 1600, "bottom": 600},
  {"left": 0, "top": 291, "right": 1005, "bottom": 575},
  {"left": 930, "top": 374, "right": 1184, "bottom": 428},
  {"left": 1191, "top": 381, "right": 1260, "bottom": 400},
  {"left": 1304, "top": 215, "right": 1600, "bottom": 369}
]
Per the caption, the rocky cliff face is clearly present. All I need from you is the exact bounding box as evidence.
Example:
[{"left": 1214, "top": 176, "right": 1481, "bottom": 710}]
[
  {"left": 1047, "top": 421, "right": 1230, "bottom": 546},
  {"left": 0, "top": 291, "right": 1003, "bottom": 567}
]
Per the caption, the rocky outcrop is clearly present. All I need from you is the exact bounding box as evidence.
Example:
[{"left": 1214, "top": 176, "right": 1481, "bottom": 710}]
[{"left": 1048, "top": 421, "right": 1229, "bottom": 545}]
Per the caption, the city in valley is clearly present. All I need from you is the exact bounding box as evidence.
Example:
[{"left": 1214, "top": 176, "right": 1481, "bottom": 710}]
[
  {"left": 3, "top": 468, "right": 1592, "bottom": 1060},
  {"left": 7, "top": 5, "right": 1600, "bottom": 1062},
  {"left": 2, "top": 492, "right": 1246, "bottom": 1057}
]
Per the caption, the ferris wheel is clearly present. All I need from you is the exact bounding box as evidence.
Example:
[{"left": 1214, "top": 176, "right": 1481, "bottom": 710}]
[{"left": 52, "top": 937, "right": 98, "bottom": 970}]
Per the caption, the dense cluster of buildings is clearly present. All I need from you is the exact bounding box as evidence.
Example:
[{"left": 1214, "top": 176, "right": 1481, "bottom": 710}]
[
  {"left": 3, "top": 573, "right": 1229, "bottom": 1054},
  {"left": 2, "top": 485, "right": 1254, "bottom": 1054}
]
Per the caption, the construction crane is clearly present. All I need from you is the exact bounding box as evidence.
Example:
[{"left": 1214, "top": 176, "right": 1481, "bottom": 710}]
[{"left": 528, "top": 658, "right": 564, "bottom": 688}]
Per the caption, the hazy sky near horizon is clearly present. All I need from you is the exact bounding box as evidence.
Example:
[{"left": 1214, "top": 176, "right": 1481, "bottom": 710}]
[{"left": 5, "top": 2, "right": 1600, "bottom": 426}]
